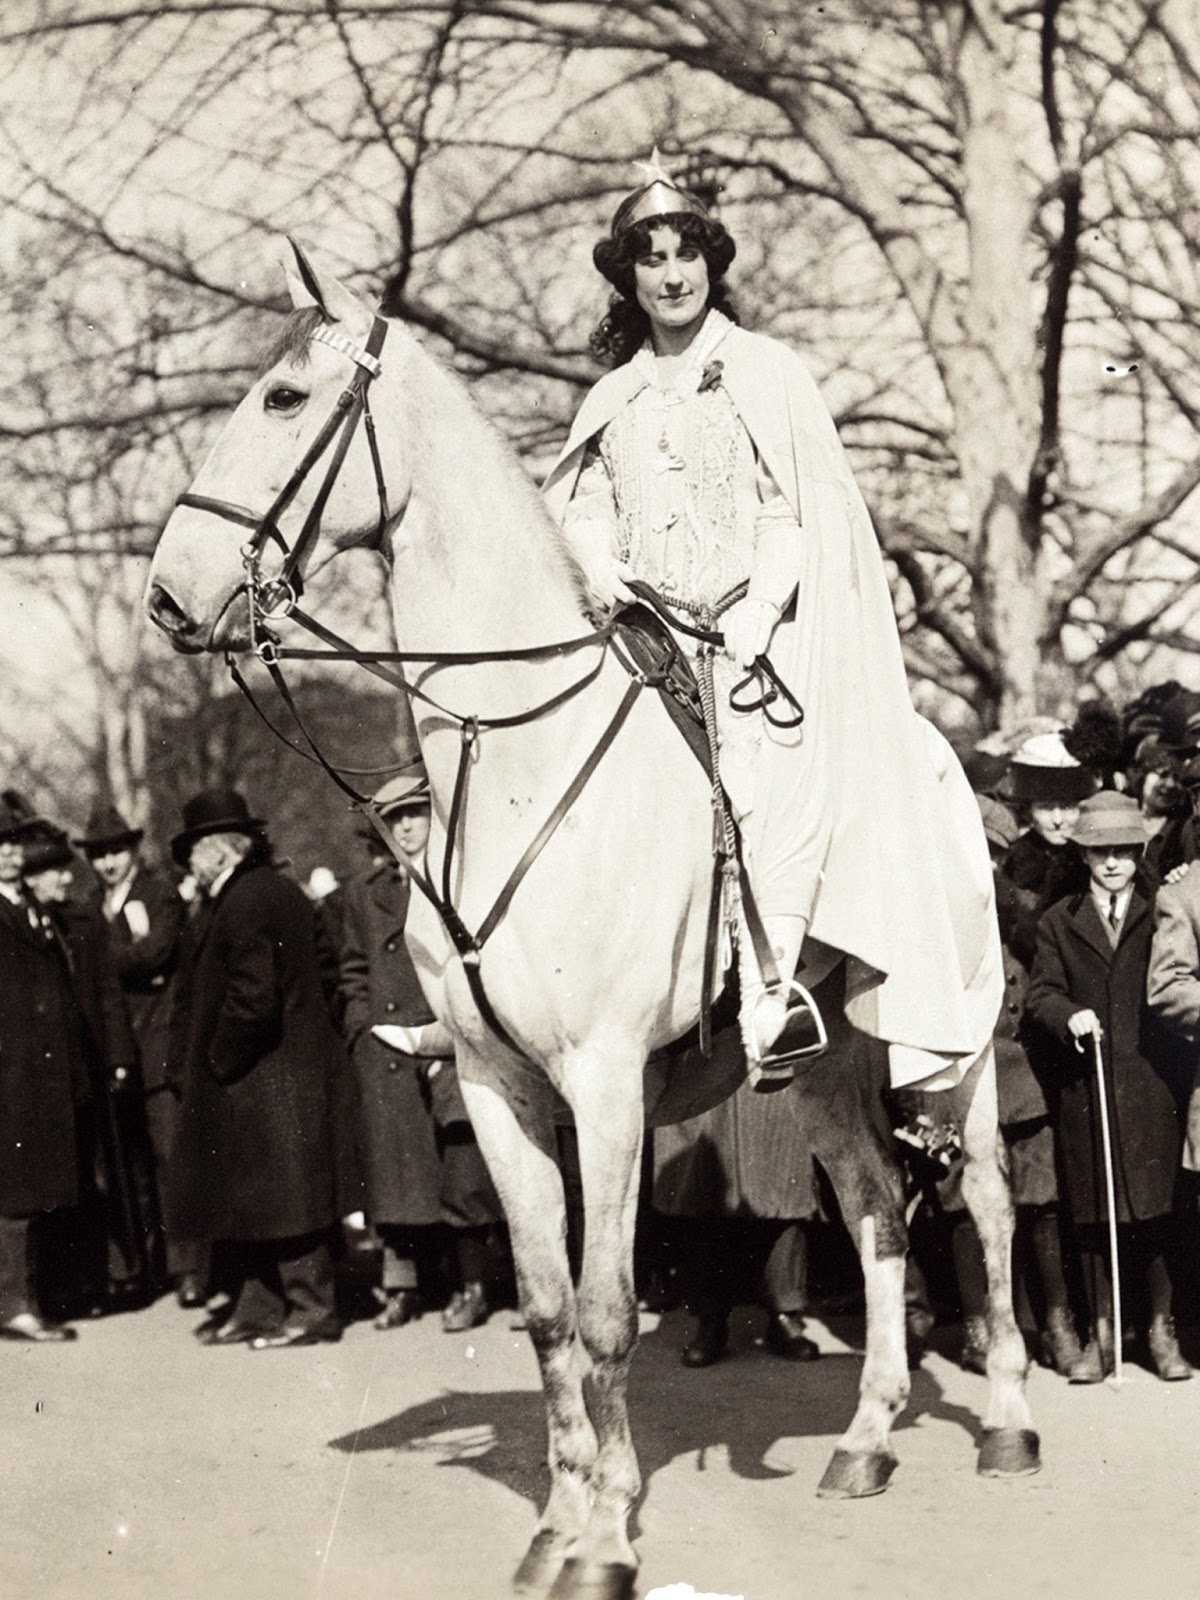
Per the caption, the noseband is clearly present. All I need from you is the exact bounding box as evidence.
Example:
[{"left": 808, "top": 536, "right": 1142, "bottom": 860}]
[{"left": 175, "top": 314, "right": 391, "bottom": 648}]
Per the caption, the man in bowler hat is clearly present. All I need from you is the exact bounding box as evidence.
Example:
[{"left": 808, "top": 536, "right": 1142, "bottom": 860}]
[{"left": 168, "top": 789, "right": 349, "bottom": 1348}]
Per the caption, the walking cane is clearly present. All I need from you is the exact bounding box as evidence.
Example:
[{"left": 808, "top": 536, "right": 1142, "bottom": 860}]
[{"left": 1084, "top": 1024, "right": 1124, "bottom": 1388}]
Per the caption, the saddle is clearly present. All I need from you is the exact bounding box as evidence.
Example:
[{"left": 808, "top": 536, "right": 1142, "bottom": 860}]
[{"left": 611, "top": 602, "right": 712, "bottom": 780}]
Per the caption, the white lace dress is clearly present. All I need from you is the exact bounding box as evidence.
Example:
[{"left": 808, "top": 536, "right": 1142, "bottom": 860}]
[{"left": 562, "top": 316, "right": 798, "bottom": 825}]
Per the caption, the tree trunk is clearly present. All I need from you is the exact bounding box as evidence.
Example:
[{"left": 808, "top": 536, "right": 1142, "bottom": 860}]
[{"left": 943, "top": 3, "right": 1045, "bottom": 724}]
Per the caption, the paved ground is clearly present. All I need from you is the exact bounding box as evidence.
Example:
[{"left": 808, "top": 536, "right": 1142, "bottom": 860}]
[{"left": 7, "top": 1295, "right": 1200, "bottom": 1600}]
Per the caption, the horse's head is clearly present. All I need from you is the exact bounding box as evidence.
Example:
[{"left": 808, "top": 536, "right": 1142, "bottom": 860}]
[{"left": 146, "top": 243, "right": 403, "bottom": 653}]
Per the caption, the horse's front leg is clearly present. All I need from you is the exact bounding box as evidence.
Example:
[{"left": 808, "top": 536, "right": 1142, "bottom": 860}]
[
  {"left": 456, "top": 1059, "right": 595, "bottom": 1597},
  {"left": 949, "top": 1044, "right": 1041, "bottom": 1478},
  {"left": 806, "top": 1054, "right": 911, "bottom": 1499},
  {"left": 549, "top": 1043, "right": 645, "bottom": 1600}
]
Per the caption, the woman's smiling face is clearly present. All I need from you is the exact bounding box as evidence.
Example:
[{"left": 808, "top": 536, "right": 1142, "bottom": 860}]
[
  {"left": 633, "top": 225, "right": 710, "bottom": 347},
  {"left": 1030, "top": 802, "right": 1080, "bottom": 846}
]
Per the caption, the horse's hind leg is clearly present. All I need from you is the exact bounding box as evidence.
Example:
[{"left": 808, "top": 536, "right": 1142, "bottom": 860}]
[
  {"left": 804, "top": 1042, "right": 910, "bottom": 1499},
  {"left": 457, "top": 1061, "right": 595, "bottom": 1597},
  {"left": 549, "top": 1046, "right": 645, "bottom": 1600},
  {"left": 949, "top": 1043, "right": 1041, "bottom": 1478}
]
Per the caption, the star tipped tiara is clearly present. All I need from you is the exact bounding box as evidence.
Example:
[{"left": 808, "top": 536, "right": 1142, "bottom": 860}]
[{"left": 612, "top": 147, "right": 709, "bottom": 235}]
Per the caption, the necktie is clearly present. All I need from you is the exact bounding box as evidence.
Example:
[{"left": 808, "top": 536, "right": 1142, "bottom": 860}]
[{"left": 1107, "top": 893, "right": 1119, "bottom": 930}]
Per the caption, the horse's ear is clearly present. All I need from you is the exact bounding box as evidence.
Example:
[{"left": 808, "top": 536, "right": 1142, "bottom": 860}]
[
  {"left": 280, "top": 238, "right": 372, "bottom": 336},
  {"left": 283, "top": 239, "right": 327, "bottom": 314}
]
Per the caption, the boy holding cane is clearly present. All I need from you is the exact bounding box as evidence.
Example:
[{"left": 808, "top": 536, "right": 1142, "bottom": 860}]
[{"left": 1024, "top": 792, "right": 1190, "bottom": 1382}]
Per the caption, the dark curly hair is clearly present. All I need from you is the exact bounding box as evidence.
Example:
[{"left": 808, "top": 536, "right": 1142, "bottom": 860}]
[{"left": 589, "top": 211, "right": 738, "bottom": 367}]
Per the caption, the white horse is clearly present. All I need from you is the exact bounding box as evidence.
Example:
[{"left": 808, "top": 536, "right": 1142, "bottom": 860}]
[{"left": 146, "top": 245, "right": 1038, "bottom": 1600}]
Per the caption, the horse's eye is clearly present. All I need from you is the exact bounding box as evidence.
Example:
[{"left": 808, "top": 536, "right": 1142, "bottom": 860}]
[{"left": 264, "top": 385, "right": 306, "bottom": 413}]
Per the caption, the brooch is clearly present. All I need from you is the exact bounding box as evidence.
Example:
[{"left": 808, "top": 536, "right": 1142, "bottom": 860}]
[{"left": 698, "top": 360, "right": 724, "bottom": 394}]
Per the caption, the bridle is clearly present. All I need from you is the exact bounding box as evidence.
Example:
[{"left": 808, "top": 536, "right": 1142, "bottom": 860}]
[
  {"left": 175, "top": 315, "right": 391, "bottom": 645},
  {"left": 171, "top": 307, "right": 804, "bottom": 1061}
]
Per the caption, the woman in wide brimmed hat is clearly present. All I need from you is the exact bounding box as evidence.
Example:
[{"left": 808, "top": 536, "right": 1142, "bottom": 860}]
[
  {"left": 1000, "top": 730, "right": 1095, "bottom": 969},
  {"left": 955, "top": 789, "right": 1085, "bottom": 1377},
  {"left": 22, "top": 821, "right": 158, "bottom": 1316},
  {"left": 0, "top": 804, "right": 87, "bottom": 1340},
  {"left": 545, "top": 150, "right": 1002, "bottom": 1096}
]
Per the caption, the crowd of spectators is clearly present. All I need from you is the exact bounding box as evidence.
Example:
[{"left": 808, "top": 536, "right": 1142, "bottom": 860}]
[
  {"left": 897, "top": 680, "right": 1200, "bottom": 1384},
  {"left": 0, "top": 773, "right": 507, "bottom": 1347},
  {"left": 0, "top": 678, "right": 1197, "bottom": 1385}
]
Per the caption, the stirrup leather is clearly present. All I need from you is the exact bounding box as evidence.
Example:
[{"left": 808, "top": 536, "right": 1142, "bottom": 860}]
[{"left": 747, "top": 979, "right": 828, "bottom": 1089}]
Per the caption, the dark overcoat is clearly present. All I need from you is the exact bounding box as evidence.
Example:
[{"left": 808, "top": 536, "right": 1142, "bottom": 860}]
[
  {"left": 58, "top": 901, "right": 137, "bottom": 1082},
  {"left": 1024, "top": 890, "right": 1184, "bottom": 1225},
  {"left": 992, "top": 870, "right": 1050, "bottom": 1127},
  {"left": 0, "top": 893, "right": 88, "bottom": 1214},
  {"left": 1000, "top": 830, "right": 1089, "bottom": 969},
  {"left": 57, "top": 899, "right": 160, "bottom": 1276},
  {"left": 339, "top": 863, "right": 472, "bottom": 1228},
  {"left": 168, "top": 856, "right": 351, "bottom": 1243},
  {"left": 104, "top": 865, "right": 185, "bottom": 1091}
]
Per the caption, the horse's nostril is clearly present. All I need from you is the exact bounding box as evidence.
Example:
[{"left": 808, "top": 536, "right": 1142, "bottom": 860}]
[{"left": 147, "top": 583, "right": 190, "bottom": 632}]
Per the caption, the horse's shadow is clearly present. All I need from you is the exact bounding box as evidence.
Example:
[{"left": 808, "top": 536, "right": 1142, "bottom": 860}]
[{"left": 329, "top": 1311, "right": 983, "bottom": 1533}]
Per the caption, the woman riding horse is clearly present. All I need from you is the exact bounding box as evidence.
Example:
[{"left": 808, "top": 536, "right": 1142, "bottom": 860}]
[
  {"left": 145, "top": 218, "right": 1038, "bottom": 1600},
  {"left": 545, "top": 154, "right": 1003, "bottom": 1094}
]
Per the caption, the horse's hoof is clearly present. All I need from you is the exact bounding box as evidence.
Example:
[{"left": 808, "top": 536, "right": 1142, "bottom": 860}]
[
  {"left": 977, "top": 1427, "right": 1042, "bottom": 1478},
  {"left": 816, "top": 1448, "right": 896, "bottom": 1498},
  {"left": 513, "top": 1529, "right": 566, "bottom": 1594},
  {"left": 546, "top": 1558, "right": 637, "bottom": 1600}
]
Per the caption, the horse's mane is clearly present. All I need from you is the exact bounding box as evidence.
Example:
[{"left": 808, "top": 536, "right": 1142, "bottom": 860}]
[{"left": 403, "top": 329, "right": 592, "bottom": 610}]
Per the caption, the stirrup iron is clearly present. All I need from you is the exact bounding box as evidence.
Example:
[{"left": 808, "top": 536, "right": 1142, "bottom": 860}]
[{"left": 747, "top": 979, "right": 828, "bottom": 1092}]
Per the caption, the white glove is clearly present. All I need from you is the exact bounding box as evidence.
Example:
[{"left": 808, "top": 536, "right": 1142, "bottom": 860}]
[
  {"left": 372, "top": 1023, "right": 423, "bottom": 1054},
  {"left": 586, "top": 558, "right": 636, "bottom": 612},
  {"left": 371, "top": 1021, "right": 455, "bottom": 1058},
  {"left": 722, "top": 597, "right": 780, "bottom": 668}
]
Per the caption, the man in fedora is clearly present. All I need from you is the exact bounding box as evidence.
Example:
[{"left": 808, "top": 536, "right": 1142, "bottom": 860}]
[
  {"left": 78, "top": 802, "right": 186, "bottom": 1302},
  {"left": 168, "top": 789, "right": 348, "bottom": 1348},
  {"left": 339, "top": 767, "right": 504, "bottom": 1333},
  {"left": 0, "top": 798, "right": 85, "bottom": 1341}
]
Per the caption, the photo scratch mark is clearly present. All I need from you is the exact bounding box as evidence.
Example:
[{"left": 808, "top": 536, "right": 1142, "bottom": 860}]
[{"left": 316, "top": 1346, "right": 379, "bottom": 1596}]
